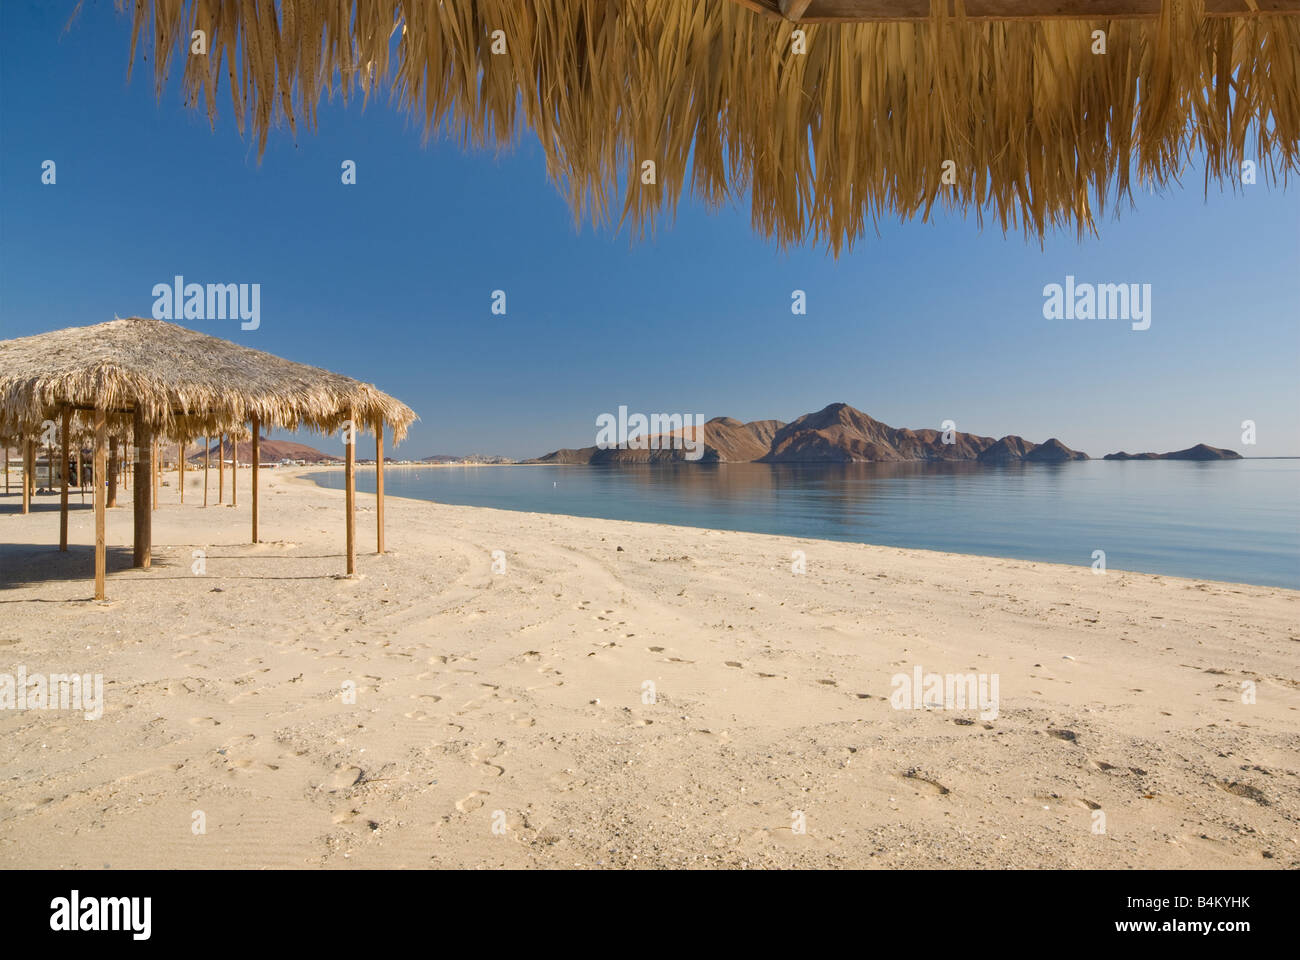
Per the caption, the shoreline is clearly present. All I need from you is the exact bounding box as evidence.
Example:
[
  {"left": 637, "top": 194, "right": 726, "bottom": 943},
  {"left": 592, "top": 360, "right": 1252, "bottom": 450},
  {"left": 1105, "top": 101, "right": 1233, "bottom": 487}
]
[
  {"left": 1, "top": 468, "right": 1296, "bottom": 868},
  {"left": 293, "top": 464, "right": 1298, "bottom": 593}
]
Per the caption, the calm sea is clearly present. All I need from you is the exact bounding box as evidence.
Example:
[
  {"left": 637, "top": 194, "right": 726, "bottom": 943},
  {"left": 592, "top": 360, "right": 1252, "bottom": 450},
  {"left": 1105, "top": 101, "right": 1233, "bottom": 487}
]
[{"left": 311, "top": 460, "right": 1300, "bottom": 589}]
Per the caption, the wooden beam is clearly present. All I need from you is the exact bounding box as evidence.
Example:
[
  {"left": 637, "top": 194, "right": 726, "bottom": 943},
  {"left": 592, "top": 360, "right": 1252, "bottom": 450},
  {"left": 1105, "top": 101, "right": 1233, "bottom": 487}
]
[
  {"left": 730, "top": 0, "right": 783, "bottom": 19},
  {"left": 760, "top": 0, "right": 1300, "bottom": 21},
  {"left": 218, "top": 433, "right": 225, "bottom": 503},
  {"left": 345, "top": 413, "right": 356, "bottom": 576},
  {"left": 93, "top": 406, "right": 107, "bottom": 601},
  {"left": 151, "top": 439, "right": 158, "bottom": 510},
  {"left": 204, "top": 434, "right": 209, "bottom": 507},
  {"left": 375, "top": 417, "right": 385, "bottom": 555},
  {"left": 251, "top": 417, "right": 260, "bottom": 543},
  {"left": 178, "top": 439, "right": 185, "bottom": 504},
  {"left": 132, "top": 410, "right": 151, "bottom": 569},
  {"left": 60, "top": 407, "right": 70, "bottom": 550},
  {"left": 232, "top": 435, "right": 238, "bottom": 507}
]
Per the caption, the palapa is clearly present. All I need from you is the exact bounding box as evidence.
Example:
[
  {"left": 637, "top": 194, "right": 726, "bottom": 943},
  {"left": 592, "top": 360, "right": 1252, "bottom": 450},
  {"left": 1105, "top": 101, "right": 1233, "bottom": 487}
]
[{"left": 1, "top": 316, "right": 417, "bottom": 598}]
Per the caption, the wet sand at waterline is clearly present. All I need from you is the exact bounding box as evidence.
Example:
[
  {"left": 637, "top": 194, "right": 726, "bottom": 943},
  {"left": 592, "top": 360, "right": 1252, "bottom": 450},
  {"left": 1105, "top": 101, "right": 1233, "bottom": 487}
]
[{"left": 1, "top": 467, "right": 1296, "bottom": 868}]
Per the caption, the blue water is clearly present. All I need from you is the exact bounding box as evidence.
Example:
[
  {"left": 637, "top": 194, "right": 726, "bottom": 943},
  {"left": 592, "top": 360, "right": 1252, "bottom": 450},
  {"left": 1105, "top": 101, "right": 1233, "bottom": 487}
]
[{"left": 311, "top": 460, "right": 1300, "bottom": 588}]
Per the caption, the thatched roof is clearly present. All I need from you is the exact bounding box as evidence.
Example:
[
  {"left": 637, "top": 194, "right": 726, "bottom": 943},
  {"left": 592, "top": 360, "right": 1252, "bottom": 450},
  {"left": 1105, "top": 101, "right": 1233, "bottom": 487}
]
[
  {"left": 116, "top": 0, "right": 1300, "bottom": 251},
  {"left": 0, "top": 316, "right": 417, "bottom": 442}
]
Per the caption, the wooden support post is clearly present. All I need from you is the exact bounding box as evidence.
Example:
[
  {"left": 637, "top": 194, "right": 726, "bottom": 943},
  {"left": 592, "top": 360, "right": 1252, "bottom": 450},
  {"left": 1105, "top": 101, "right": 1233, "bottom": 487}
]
[
  {"left": 46, "top": 436, "right": 54, "bottom": 490},
  {"left": 375, "top": 417, "right": 385, "bottom": 554},
  {"left": 132, "top": 410, "right": 152, "bottom": 569},
  {"left": 152, "top": 439, "right": 158, "bottom": 510},
  {"left": 232, "top": 435, "right": 238, "bottom": 507},
  {"left": 251, "top": 417, "right": 259, "bottom": 543},
  {"left": 22, "top": 440, "right": 32, "bottom": 514},
  {"left": 204, "top": 435, "right": 209, "bottom": 507},
  {"left": 75, "top": 444, "right": 82, "bottom": 495},
  {"left": 3, "top": 444, "right": 8, "bottom": 495},
  {"left": 108, "top": 437, "right": 119, "bottom": 508},
  {"left": 60, "top": 408, "right": 71, "bottom": 550},
  {"left": 94, "top": 407, "right": 107, "bottom": 601},
  {"left": 345, "top": 413, "right": 356, "bottom": 576},
  {"left": 178, "top": 440, "right": 185, "bottom": 504},
  {"left": 218, "top": 433, "right": 225, "bottom": 503}
]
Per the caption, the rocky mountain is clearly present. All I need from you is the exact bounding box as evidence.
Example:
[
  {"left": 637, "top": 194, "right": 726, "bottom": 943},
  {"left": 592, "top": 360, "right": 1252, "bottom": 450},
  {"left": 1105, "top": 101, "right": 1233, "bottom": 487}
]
[
  {"left": 1103, "top": 444, "right": 1243, "bottom": 461},
  {"left": 532, "top": 416, "right": 784, "bottom": 464},
  {"left": 532, "top": 403, "right": 1089, "bottom": 464}
]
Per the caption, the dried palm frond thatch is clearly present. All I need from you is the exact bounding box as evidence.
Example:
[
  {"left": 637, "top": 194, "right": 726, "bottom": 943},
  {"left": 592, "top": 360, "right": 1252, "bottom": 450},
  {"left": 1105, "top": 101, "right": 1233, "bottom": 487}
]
[
  {"left": 113, "top": 0, "right": 1300, "bottom": 251},
  {"left": 0, "top": 316, "right": 417, "bottom": 442}
]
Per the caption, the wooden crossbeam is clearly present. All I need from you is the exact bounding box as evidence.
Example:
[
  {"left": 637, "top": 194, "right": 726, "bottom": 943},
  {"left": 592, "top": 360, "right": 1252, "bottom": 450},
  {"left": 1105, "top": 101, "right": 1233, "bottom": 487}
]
[{"left": 739, "top": 0, "right": 1300, "bottom": 20}]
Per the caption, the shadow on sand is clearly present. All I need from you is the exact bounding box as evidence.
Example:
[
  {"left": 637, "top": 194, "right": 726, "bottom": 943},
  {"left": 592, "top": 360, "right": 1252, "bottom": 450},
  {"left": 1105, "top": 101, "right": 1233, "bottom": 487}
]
[{"left": 0, "top": 493, "right": 96, "bottom": 515}]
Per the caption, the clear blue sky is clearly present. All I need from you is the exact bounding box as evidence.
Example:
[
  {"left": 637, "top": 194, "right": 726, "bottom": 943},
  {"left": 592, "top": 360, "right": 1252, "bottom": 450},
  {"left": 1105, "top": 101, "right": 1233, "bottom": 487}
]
[{"left": 2, "top": 1, "right": 1297, "bottom": 458}]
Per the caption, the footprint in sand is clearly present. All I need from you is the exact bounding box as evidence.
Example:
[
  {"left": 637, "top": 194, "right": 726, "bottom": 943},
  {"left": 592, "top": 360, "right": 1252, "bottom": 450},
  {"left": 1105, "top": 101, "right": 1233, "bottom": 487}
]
[
  {"left": 1217, "top": 781, "right": 1268, "bottom": 805},
  {"left": 725, "top": 661, "right": 743, "bottom": 668},
  {"left": 455, "top": 790, "right": 490, "bottom": 813},
  {"left": 325, "top": 764, "right": 364, "bottom": 791},
  {"left": 471, "top": 742, "right": 506, "bottom": 777},
  {"left": 547, "top": 771, "right": 586, "bottom": 792},
  {"left": 187, "top": 716, "right": 221, "bottom": 727}
]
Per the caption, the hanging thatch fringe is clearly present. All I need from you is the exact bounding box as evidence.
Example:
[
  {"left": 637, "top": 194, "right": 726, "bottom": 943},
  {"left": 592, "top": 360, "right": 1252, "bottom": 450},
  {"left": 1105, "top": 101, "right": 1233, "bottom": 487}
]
[{"left": 113, "top": 0, "right": 1300, "bottom": 250}]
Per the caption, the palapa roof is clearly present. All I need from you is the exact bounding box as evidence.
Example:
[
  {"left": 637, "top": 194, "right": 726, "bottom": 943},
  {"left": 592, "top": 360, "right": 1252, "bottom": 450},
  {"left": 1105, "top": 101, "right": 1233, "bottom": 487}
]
[
  {"left": 119, "top": 0, "right": 1300, "bottom": 251},
  {"left": 0, "top": 316, "right": 417, "bottom": 443}
]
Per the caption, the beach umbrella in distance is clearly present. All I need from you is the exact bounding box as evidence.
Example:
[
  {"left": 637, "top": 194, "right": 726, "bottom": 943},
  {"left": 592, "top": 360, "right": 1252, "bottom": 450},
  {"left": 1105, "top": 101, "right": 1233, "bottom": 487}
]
[
  {"left": 0, "top": 316, "right": 417, "bottom": 599},
  {"left": 117, "top": 0, "right": 1300, "bottom": 251}
]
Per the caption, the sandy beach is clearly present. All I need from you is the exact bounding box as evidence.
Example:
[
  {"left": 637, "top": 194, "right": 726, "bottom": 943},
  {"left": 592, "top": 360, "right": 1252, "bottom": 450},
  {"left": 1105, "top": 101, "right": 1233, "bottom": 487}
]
[{"left": 1, "top": 466, "right": 1296, "bottom": 869}]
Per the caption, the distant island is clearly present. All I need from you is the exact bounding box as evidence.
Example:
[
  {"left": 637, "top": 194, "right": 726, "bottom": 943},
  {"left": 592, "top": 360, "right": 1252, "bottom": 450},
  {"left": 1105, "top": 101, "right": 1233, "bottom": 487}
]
[
  {"left": 533, "top": 402, "right": 1248, "bottom": 465},
  {"left": 533, "top": 402, "right": 1090, "bottom": 464},
  {"left": 1103, "top": 444, "right": 1243, "bottom": 461},
  {"left": 420, "top": 454, "right": 517, "bottom": 465}
]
